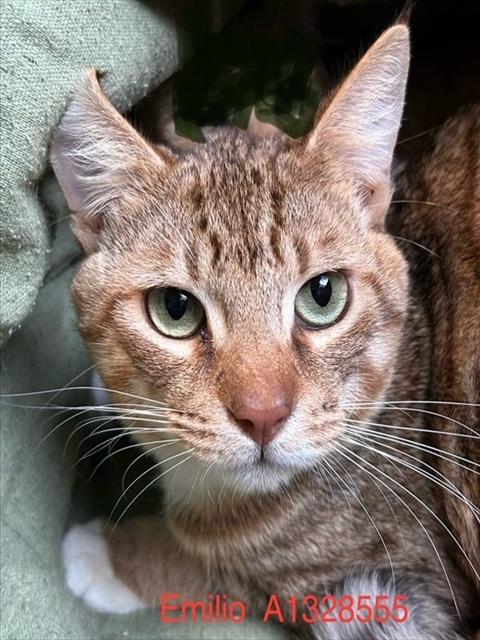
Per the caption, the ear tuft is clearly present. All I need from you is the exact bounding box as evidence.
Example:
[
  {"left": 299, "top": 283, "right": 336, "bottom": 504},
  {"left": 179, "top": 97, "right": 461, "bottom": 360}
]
[
  {"left": 50, "top": 70, "right": 172, "bottom": 251},
  {"left": 306, "top": 25, "right": 410, "bottom": 223}
]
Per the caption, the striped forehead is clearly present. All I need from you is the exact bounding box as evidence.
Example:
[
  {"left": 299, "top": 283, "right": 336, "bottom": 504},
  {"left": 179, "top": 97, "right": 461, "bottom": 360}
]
[{"left": 179, "top": 149, "right": 310, "bottom": 281}]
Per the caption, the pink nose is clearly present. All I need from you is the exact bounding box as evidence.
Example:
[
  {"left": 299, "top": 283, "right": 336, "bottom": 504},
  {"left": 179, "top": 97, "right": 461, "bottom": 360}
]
[{"left": 231, "top": 399, "right": 291, "bottom": 447}]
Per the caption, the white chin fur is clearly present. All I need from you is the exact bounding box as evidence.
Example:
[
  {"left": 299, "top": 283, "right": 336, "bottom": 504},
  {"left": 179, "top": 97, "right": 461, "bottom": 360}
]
[{"left": 62, "top": 518, "right": 146, "bottom": 614}]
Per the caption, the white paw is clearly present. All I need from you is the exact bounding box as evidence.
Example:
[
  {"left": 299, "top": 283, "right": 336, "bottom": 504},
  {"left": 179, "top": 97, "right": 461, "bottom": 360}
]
[{"left": 62, "top": 518, "right": 146, "bottom": 614}]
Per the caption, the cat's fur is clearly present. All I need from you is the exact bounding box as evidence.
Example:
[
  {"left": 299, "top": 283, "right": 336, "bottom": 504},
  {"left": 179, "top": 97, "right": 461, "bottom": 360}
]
[{"left": 51, "top": 25, "right": 480, "bottom": 639}]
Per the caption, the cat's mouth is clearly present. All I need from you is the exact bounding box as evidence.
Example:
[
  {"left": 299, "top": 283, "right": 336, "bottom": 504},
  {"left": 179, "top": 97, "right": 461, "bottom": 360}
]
[
  {"left": 258, "top": 446, "right": 268, "bottom": 463},
  {"left": 238, "top": 438, "right": 319, "bottom": 477}
]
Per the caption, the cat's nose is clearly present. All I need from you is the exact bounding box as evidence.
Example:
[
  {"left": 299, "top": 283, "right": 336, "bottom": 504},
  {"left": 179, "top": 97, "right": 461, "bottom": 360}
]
[{"left": 230, "top": 397, "right": 291, "bottom": 447}]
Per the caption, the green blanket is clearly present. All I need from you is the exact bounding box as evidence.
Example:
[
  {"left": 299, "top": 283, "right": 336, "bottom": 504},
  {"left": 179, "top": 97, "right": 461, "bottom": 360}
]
[{"left": 0, "top": 1, "right": 285, "bottom": 638}]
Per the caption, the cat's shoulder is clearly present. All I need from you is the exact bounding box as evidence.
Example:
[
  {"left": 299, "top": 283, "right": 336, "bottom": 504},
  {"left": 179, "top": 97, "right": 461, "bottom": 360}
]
[
  {"left": 391, "top": 104, "right": 479, "bottom": 252},
  {"left": 421, "top": 104, "right": 480, "bottom": 208}
]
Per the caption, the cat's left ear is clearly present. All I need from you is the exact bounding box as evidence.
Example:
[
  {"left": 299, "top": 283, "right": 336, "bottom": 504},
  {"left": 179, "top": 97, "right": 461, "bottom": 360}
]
[
  {"left": 50, "top": 70, "right": 174, "bottom": 252},
  {"left": 305, "top": 25, "right": 410, "bottom": 224}
]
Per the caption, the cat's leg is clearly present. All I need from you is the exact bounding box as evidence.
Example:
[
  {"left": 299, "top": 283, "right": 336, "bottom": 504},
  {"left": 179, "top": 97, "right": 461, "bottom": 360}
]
[
  {"left": 301, "top": 569, "right": 470, "bottom": 640},
  {"left": 62, "top": 517, "right": 208, "bottom": 613}
]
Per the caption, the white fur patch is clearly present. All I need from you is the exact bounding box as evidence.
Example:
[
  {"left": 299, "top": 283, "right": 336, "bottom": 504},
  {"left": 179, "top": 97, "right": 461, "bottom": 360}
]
[{"left": 62, "top": 518, "right": 146, "bottom": 614}]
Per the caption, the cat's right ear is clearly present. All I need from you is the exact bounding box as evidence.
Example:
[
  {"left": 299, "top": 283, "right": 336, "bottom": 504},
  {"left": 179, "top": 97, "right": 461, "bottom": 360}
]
[
  {"left": 50, "top": 70, "right": 175, "bottom": 252},
  {"left": 304, "top": 25, "right": 410, "bottom": 225}
]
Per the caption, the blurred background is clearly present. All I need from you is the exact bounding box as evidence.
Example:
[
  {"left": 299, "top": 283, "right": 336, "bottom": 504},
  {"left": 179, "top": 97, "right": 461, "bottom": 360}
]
[{"left": 135, "top": 0, "right": 480, "bottom": 163}]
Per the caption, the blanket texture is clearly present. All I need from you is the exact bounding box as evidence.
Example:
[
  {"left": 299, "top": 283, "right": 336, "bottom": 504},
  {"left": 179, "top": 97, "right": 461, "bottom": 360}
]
[{"left": 0, "top": 0, "right": 178, "bottom": 344}]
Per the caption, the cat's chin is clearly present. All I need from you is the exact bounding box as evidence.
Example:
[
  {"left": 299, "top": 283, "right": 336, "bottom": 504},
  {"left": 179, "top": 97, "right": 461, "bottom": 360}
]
[
  {"left": 194, "top": 442, "right": 323, "bottom": 497},
  {"left": 225, "top": 461, "right": 298, "bottom": 496},
  {"left": 160, "top": 445, "right": 315, "bottom": 505}
]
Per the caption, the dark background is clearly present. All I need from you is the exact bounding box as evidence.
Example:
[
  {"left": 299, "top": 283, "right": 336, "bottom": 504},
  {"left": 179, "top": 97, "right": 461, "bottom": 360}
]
[{"left": 167, "top": 0, "right": 480, "bottom": 154}]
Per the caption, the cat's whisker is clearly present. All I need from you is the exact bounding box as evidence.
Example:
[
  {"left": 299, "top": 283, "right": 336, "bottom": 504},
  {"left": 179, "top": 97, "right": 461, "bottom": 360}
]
[
  {"left": 343, "top": 440, "right": 403, "bottom": 516},
  {"left": 88, "top": 438, "right": 180, "bottom": 480},
  {"left": 2, "top": 386, "right": 169, "bottom": 408},
  {"left": 320, "top": 455, "right": 354, "bottom": 517},
  {"left": 44, "top": 404, "right": 172, "bottom": 455},
  {"left": 167, "top": 460, "right": 187, "bottom": 506},
  {"left": 337, "top": 437, "right": 480, "bottom": 585},
  {"left": 343, "top": 356, "right": 363, "bottom": 423},
  {"left": 108, "top": 451, "right": 193, "bottom": 540},
  {"left": 121, "top": 438, "right": 181, "bottom": 493},
  {"left": 344, "top": 401, "right": 480, "bottom": 432},
  {"left": 332, "top": 448, "right": 401, "bottom": 524},
  {"left": 344, "top": 399, "right": 480, "bottom": 408},
  {"left": 119, "top": 439, "right": 182, "bottom": 491},
  {"left": 72, "top": 416, "right": 130, "bottom": 450},
  {"left": 397, "top": 126, "right": 439, "bottom": 145},
  {"left": 313, "top": 460, "right": 331, "bottom": 500},
  {"left": 198, "top": 459, "right": 217, "bottom": 506},
  {"left": 1, "top": 401, "right": 177, "bottom": 447},
  {"left": 5, "top": 404, "right": 95, "bottom": 459},
  {"left": 279, "top": 480, "right": 296, "bottom": 513},
  {"left": 342, "top": 429, "right": 480, "bottom": 502},
  {"left": 319, "top": 454, "right": 398, "bottom": 591},
  {"left": 88, "top": 402, "right": 189, "bottom": 416},
  {"left": 217, "top": 467, "right": 229, "bottom": 508},
  {"left": 343, "top": 428, "right": 480, "bottom": 520},
  {"left": 110, "top": 448, "right": 193, "bottom": 524},
  {"left": 75, "top": 427, "right": 177, "bottom": 464},
  {"left": 107, "top": 429, "right": 125, "bottom": 457},
  {"left": 390, "top": 234, "right": 439, "bottom": 257},
  {"left": 68, "top": 414, "right": 121, "bottom": 456},
  {"left": 1, "top": 401, "right": 82, "bottom": 412},
  {"left": 75, "top": 433, "right": 128, "bottom": 465},
  {"left": 388, "top": 405, "right": 480, "bottom": 437},
  {"left": 72, "top": 413, "right": 182, "bottom": 432},
  {"left": 334, "top": 441, "right": 462, "bottom": 617},
  {"left": 77, "top": 415, "right": 173, "bottom": 436},
  {"left": 47, "top": 363, "right": 97, "bottom": 404},
  {"left": 187, "top": 466, "right": 204, "bottom": 511},
  {"left": 13, "top": 400, "right": 179, "bottom": 454},
  {"left": 230, "top": 473, "right": 241, "bottom": 513},
  {"left": 344, "top": 422, "right": 480, "bottom": 471},
  {"left": 37, "top": 407, "right": 100, "bottom": 449},
  {"left": 61, "top": 404, "right": 185, "bottom": 420},
  {"left": 380, "top": 402, "right": 417, "bottom": 422},
  {"left": 64, "top": 411, "right": 181, "bottom": 460},
  {"left": 390, "top": 199, "right": 461, "bottom": 213},
  {"left": 344, "top": 415, "right": 480, "bottom": 439},
  {"left": 314, "top": 459, "right": 336, "bottom": 504},
  {"left": 372, "top": 405, "right": 480, "bottom": 436}
]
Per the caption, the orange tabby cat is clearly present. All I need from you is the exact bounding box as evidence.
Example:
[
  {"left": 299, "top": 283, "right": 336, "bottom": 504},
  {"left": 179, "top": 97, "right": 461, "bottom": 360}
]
[{"left": 51, "top": 24, "right": 479, "bottom": 639}]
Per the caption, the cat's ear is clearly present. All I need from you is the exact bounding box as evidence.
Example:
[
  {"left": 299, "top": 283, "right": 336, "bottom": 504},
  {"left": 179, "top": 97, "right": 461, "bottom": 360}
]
[
  {"left": 305, "top": 25, "right": 410, "bottom": 224},
  {"left": 50, "top": 70, "right": 174, "bottom": 252}
]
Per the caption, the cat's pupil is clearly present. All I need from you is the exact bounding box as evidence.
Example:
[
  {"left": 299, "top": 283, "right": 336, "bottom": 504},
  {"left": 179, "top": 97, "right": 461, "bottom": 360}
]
[
  {"left": 310, "top": 274, "right": 332, "bottom": 307},
  {"left": 165, "top": 288, "right": 189, "bottom": 321}
]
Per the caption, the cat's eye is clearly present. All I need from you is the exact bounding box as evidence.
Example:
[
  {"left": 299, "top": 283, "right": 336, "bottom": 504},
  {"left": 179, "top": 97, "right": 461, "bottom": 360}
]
[
  {"left": 146, "top": 287, "right": 205, "bottom": 338},
  {"left": 295, "top": 272, "right": 348, "bottom": 328}
]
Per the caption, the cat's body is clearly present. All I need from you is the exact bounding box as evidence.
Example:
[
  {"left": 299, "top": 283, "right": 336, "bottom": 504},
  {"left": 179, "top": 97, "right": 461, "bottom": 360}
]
[{"left": 52, "top": 25, "right": 479, "bottom": 639}]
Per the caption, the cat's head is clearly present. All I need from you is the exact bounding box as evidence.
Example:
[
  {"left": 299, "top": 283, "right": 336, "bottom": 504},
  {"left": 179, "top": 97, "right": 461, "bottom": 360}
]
[{"left": 51, "top": 26, "right": 410, "bottom": 495}]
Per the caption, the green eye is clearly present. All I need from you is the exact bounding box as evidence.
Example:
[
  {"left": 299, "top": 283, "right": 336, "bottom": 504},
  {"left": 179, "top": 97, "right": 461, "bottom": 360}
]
[
  {"left": 295, "top": 272, "right": 348, "bottom": 328},
  {"left": 147, "top": 287, "right": 205, "bottom": 338}
]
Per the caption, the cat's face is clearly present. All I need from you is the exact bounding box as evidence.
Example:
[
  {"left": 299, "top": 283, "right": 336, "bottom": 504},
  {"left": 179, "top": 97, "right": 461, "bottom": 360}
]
[{"left": 52, "top": 26, "right": 410, "bottom": 494}]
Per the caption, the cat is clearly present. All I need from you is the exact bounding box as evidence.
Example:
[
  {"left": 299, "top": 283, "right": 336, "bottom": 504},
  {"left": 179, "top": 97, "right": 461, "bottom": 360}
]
[{"left": 50, "top": 23, "right": 480, "bottom": 640}]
